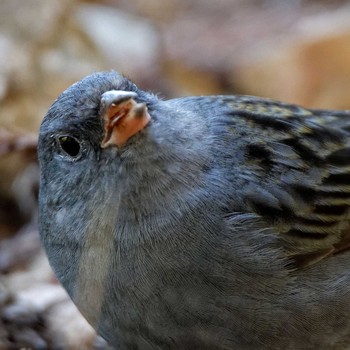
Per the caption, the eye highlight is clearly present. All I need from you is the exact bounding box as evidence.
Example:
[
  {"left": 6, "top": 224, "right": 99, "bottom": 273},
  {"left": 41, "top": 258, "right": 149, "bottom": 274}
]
[{"left": 57, "top": 135, "right": 82, "bottom": 159}]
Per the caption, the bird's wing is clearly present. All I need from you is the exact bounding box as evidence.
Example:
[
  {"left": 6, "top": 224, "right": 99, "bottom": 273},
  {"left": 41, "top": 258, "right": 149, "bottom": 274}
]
[{"left": 172, "top": 95, "right": 350, "bottom": 267}]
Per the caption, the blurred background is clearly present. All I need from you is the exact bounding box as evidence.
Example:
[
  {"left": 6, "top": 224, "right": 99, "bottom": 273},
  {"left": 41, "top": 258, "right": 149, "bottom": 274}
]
[{"left": 1, "top": 0, "right": 350, "bottom": 349}]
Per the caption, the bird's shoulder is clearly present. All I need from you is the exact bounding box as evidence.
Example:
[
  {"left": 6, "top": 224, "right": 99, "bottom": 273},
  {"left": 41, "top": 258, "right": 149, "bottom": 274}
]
[{"left": 170, "top": 95, "right": 350, "bottom": 267}]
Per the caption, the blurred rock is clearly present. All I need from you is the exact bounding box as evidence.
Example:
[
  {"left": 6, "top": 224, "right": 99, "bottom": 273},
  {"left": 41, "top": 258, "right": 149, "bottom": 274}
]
[
  {"left": 45, "top": 299, "right": 108, "bottom": 350},
  {"left": 1, "top": 250, "right": 106, "bottom": 349},
  {"left": 0, "top": 278, "right": 47, "bottom": 350},
  {"left": 0, "top": 128, "right": 37, "bottom": 239},
  {"left": 234, "top": 5, "right": 350, "bottom": 108},
  {"left": 74, "top": 4, "right": 160, "bottom": 87},
  {"left": 159, "top": 1, "right": 350, "bottom": 106},
  {"left": 0, "top": 0, "right": 73, "bottom": 131},
  {"left": 0, "top": 222, "right": 40, "bottom": 273},
  {"left": 0, "top": 36, "right": 15, "bottom": 101},
  {"left": 4, "top": 252, "right": 54, "bottom": 291}
]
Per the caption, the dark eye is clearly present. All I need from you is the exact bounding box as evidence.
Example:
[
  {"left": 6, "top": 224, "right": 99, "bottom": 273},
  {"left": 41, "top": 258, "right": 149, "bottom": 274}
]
[{"left": 58, "top": 136, "right": 82, "bottom": 159}]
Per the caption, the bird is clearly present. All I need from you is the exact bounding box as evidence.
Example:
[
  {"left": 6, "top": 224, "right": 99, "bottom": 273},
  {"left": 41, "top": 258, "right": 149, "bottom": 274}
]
[{"left": 38, "top": 70, "right": 350, "bottom": 349}]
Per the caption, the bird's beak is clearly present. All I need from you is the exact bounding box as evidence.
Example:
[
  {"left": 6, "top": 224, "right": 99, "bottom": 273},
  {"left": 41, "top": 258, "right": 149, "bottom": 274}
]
[{"left": 100, "top": 90, "right": 151, "bottom": 148}]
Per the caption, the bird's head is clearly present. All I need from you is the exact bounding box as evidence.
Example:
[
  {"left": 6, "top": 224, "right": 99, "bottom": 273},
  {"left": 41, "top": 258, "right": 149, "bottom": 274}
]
[{"left": 38, "top": 71, "right": 212, "bottom": 297}]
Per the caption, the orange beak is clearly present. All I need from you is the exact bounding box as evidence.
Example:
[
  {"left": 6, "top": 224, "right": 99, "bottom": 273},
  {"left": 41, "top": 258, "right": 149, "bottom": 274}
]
[{"left": 100, "top": 90, "right": 151, "bottom": 148}]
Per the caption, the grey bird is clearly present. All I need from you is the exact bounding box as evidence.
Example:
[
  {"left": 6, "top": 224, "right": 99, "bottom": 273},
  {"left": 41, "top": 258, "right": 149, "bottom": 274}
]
[{"left": 38, "top": 71, "right": 350, "bottom": 349}]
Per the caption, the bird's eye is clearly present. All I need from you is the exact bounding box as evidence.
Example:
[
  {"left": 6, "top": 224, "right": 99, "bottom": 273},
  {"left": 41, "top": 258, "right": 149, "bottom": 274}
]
[{"left": 57, "top": 136, "right": 82, "bottom": 159}]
